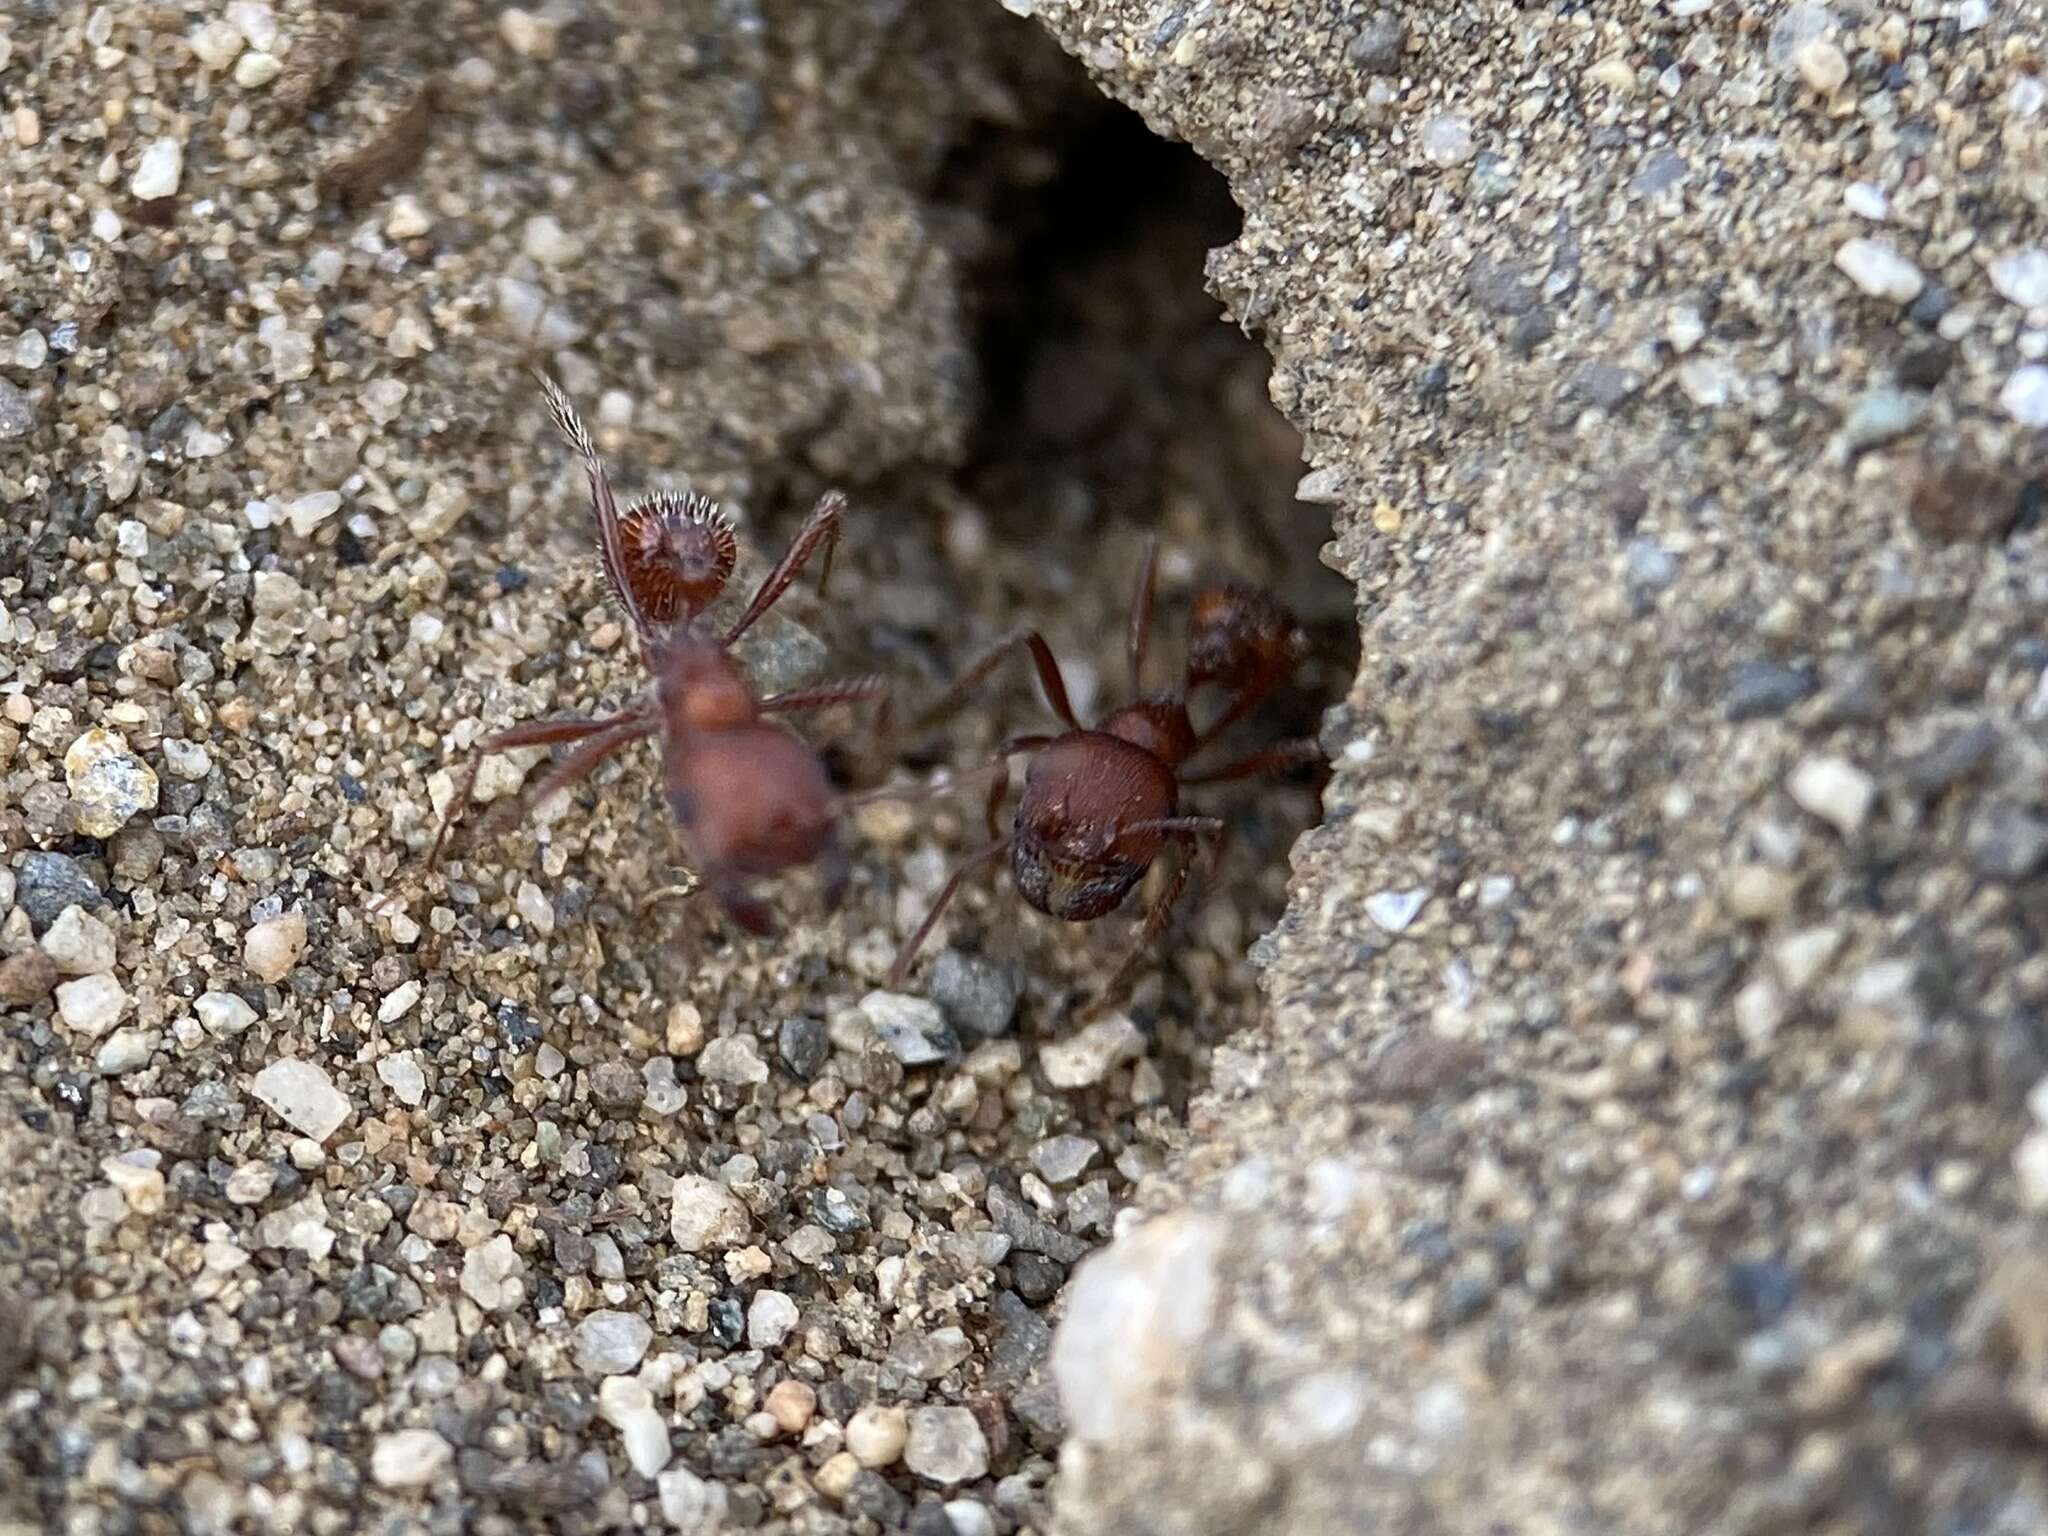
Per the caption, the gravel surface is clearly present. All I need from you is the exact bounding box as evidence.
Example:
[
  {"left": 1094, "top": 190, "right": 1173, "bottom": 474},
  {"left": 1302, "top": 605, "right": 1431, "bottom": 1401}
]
[
  {"left": 0, "top": 3, "right": 1330, "bottom": 1534},
  {"left": 1027, "top": 0, "right": 2048, "bottom": 1532}
]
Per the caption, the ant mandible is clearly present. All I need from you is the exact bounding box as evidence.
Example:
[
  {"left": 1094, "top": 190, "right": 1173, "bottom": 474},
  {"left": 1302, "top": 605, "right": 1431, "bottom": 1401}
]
[
  {"left": 887, "top": 539, "right": 1321, "bottom": 1003},
  {"left": 427, "top": 377, "right": 887, "bottom": 935}
]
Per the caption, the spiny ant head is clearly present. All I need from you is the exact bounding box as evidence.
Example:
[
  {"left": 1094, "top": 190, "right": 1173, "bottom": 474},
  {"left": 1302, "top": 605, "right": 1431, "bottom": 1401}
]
[
  {"left": 1183, "top": 583, "right": 1310, "bottom": 693},
  {"left": 619, "top": 491, "right": 738, "bottom": 624}
]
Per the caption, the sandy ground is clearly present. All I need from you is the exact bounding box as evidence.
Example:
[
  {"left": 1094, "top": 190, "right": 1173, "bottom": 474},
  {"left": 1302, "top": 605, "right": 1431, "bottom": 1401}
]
[{"left": 15, "top": 1, "right": 2048, "bottom": 1534}]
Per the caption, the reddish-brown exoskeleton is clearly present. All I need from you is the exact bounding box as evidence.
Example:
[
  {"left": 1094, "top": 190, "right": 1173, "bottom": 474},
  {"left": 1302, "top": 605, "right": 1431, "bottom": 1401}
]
[
  {"left": 427, "top": 378, "right": 886, "bottom": 935},
  {"left": 888, "top": 540, "right": 1319, "bottom": 1001}
]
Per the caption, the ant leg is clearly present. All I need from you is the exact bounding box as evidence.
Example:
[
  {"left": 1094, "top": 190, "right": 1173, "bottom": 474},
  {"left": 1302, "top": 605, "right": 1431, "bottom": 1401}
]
[
  {"left": 1180, "top": 738, "right": 1324, "bottom": 786},
  {"left": 841, "top": 733, "right": 1043, "bottom": 813},
  {"left": 1128, "top": 534, "right": 1159, "bottom": 696},
  {"left": 428, "top": 710, "right": 648, "bottom": 868},
  {"left": 723, "top": 490, "right": 844, "bottom": 645},
  {"left": 886, "top": 835, "right": 1016, "bottom": 988},
  {"left": 1088, "top": 816, "right": 1228, "bottom": 1013},
  {"left": 461, "top": 715, "right": 658, "bottom": 850},
  {"left": 758, "top": 675, "right": 889, "bottom": 716},
  {"left": 916, "top": 631, "right": 1081, "bottom": 732}
]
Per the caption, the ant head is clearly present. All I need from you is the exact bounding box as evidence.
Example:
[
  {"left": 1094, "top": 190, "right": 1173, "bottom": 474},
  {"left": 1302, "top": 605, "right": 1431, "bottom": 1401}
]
[
  {"left": 619, "top": 492, "right": 738, "bottom": 625},
  {"left": 1010, "top": 736, "right": 1174, "bottom": 921},
  {"left": 1183, "top": 584, "right": 1310, "bottom": 693}
]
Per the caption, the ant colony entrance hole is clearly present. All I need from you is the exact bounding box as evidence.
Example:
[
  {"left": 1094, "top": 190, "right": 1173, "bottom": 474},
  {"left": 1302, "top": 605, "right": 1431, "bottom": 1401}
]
[{"left": 889, "top": 29, "right": 1355, "bottom": 1112}]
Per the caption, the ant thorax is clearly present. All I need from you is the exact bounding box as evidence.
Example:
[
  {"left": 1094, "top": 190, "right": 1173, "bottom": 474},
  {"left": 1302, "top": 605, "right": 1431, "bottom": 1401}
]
[
  {"left": 1097, "top": 699, "right": 1198, "bottom": 769},
  {"left": 650, "top": 630, "right": 757, "bottom": 734}
]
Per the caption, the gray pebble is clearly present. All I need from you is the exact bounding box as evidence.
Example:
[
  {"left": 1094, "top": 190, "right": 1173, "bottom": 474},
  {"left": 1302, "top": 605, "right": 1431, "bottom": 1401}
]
[
  {"left": 588, "top": 1060, "right": 643, "bottom": 1109},
  {"left": 1723, "top": 660, "right": 1815, "bottom": 721},
  {"left": 1623, "top": 537, "right": 1677, "bottom": 593},
  {"left": 16, "top": 851, "right": 103, "bottom": 932},
  {"left": 928, "top": 950, "right": 1021, "bottom": 1038},
  {"left": 0, "top": 378, "right": 34, "bottom": 440},
  {"left": 1967, "top": 801, "right": 2048, "bottom": 882},
  {"left": 860, "top": 991, "right": 961, "bottom": 1065},
  {"left": 778, "top": 1015, "right": 828, "bottom": 1080},
  {"left": 1569, "top": 360, "right": 1642, "bottom": 410},
  {"left": 698, "top": 1034, "right": 770, "bottom": 1086},
  {"left": 1897, "top": 723, "right": 2000, "bottom": 798},
  {"left": 1839, "top": 386, "right": 1925, "bottom": 451},
  {"left": 1347, "top": 9, "right": 1405, "bottom": 73},
  {"left": 903, "top": 1406, "right": 988, "bottom": 1486}
]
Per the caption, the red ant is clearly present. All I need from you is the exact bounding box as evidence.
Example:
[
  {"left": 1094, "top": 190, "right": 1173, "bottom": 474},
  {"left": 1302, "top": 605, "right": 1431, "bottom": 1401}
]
[
  {"left": 887, "top": 540, "right": 1320, "bottom": 1002},
  {"left": 427, "top": 378, "right": 886, "bottom": 935}
]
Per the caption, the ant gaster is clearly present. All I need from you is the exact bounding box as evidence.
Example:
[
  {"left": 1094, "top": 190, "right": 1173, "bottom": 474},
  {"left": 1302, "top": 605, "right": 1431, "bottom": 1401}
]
[
  {"left": 888, "top": 540, "right": 1320, "bottom": 1001},
  {"left": 428, "top": 378, "right": 886, "bottom": 935}
]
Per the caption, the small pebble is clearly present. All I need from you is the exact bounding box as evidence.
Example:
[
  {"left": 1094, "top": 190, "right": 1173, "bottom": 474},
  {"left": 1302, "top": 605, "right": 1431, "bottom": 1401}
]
[
  {"left": 461, "top": 1234, "right": 524, "bottom": 1311},
  {"left": 1365, "top": 886, "right": 1430, "bottom": 933},
  {"left": 1420, "top": 113, "right": 1474, "bottom": 167},
  {"left": 1787, "top": 755, "right": 1875, "bottom": 836},
  {"left": 778, "top": 1015, "right": 829, "bottom": 1079},
  {"left": 748, "top": 1289, "right": 800, "bottom": 1349},
  {"left": 101, "top": 1153, "right": 165, "bottom": 1215},
  {"left": 2000, "top": 365, "right": 2048, "bottom": 427},
  {"left": 658, "top": 1466, "right": 727, "bottom": 1529},
  {"left": 55, "top": 973, "right": 129, "bottom": 1037},
  {"left": 250, "top": 1058, "right": 352, "bottom": 1142},
  {"left": 64, "top": 728, "right": 159, "bottom": 837},
  {"left": 929, "top": 950, "right": 1021, "bottom": 1037},
  {"left": 1834, "top": 238, "right": 1923, "bottom": 304},
  {"left": 161, "top": 739, "right": 212, "bottom": 781},
  {"left": 370, "top": 1429, "right": 451, "bottom": 1489},
  {"left": 846, "top": 1405, "right": 909, "bottom": 1468},
  {"left": 765, "top": 1379, "right": 816, "bottom": 1433},
  {"left": 2016, "top": 1133, "right": 2048, "bottom": 1212},
  {"left": 1843, "top": 182, "right": 1888, "bottom": 221},
  {"left": 860, "top": 990, "right": 961, "bottom": 1065},
  {"left": 0, "top": 950, "right": 59, "bottom": 1006},
  {"left": 15, "top": 852, "right": 101, "bottom": 931},
  {"left": 903, "top": 1407, "right": 989, "bottom": 1486},
  {"left": 573, "top": 1310, "right": 653, "bottom": 1375},
  {"left": 41, "top": 905, "right": 115, "bottom": 975},
  {"left": 670, "top": 1175, "right": 752, "bottom": 1252},
  {"left": 0, "top": 378, "right": 33, "bottom": 440},
  {"left": 1029, "top": 1135, "right": 1100, "bottom": 1185},
  {"left": 1793, "top": 37, "right": 1847, "bottom": 93},
  {"left": 1990, "top": 248, "right": 2048, "bottom": 309},
  {"left": 377, "top": 1054, "right": 427, "bottom": 1107},
  {"left": 130, "top": 137, "right": 184, "bottom": 200},
  {"left": 1839, "top": 388, "right": 1922, "bottom": 451},
  {"left": 195, "top": 991, "right": 258, "bottom": 1036},
  {"left": 945, "top": 1500, "right": 997, "bottom": 1536},
  {"left": 95, "top": 1028, "right": 157, "bottom": 1075},
  {"left": 244, "top": 911, "right": 308, "bottom": 982},
  {"left": 699, "top": 1034, "right": 769, "bottom": 1085},
  {"left": 233, "top": 50, "right": 281, "bottom": 88},
  {"left": 1038, "top": 1014, "right": 1145, "bottom": 1089},
  {"left": 597, "top": 1375, "right": 670, "bottom": 1477},
  {"left": 499, "top": 7, "right": 558, "bottom": 57}
]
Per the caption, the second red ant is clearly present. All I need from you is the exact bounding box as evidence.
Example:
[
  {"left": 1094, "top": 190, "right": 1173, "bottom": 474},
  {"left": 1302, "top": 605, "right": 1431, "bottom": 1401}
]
[{"left": 889, "top": 540, "right": 1321, "bottom": 1004}]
